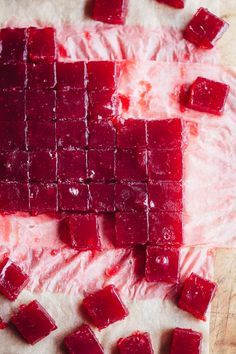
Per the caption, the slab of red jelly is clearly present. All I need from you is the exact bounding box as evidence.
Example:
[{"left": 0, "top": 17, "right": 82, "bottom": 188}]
[
  {"left": 26, "top": 90, "right": 56, "bottom": 121},
  {"left": 58, "top": 150, "right": 86, "bottom": 181},
  {"left": 149, "top": 212, "right": 183, "bottom": 246},
  {"left": 116, "top": 149, "right": 147, "bottom": 181},
  {"left": 58, "top": 182, "right": 89, "bottom": 211},
  {"left": 82, "top": 285, "right": 128, "bottom": 329},
  {"left": 88, "top": 120, "right": 116, "bottom": 148},
  {"left": 0, "top": 182, "right": 29, "bottom": 212},
  {"left": 116, "top": 212, "right": 148, "bottom": 246},
  {"left": 29, "top": 151, "right": 56, "bottom": 182},
  {"left": 117, "top": 119, "right": 147, "bottom": 148},
  {"left": 156, "top": 0, "right": 184, "bottom": 9},
  {"left": 118, "top": 332, "right": 154, "bottom": 354},
  {"left": 145, "top": 246, "right": 179, "bottom": 283},
  {"left": 0, "top": 28, "right": 27, "bottom": 63},
  {"left": 170, "top": 328, "right": 202, "bottom": 354},
  {"left": 148, "top": 182, "right": 182, "bottom": 212},
  {"left": 57, "top": 120, "right": 87, "bottom": 149},
  {"left": 27, "top": 63, "right": 56, "bottom": 89},
  {"left": 61, "top": 214, "right": 100, "bottom": 250},
  {"left": 0, "top": 90, "right": 25, "bottom": 121},
  {"left": 87, "top": 61, "right": 117, "bottom": 90},
  {"left": 29, "top": 183, "right": 57, "bottom": 213},
  {"left": 56, "top": 62, "right": 86, "bottom": 89},
  {"left": 147, "top": 119, "right": 182, "bottom": 149},
  {"left": 89, "top": 183, "right": 115, "bottom": 212},
  {"left": 0, "top": 151, "right": 28, "bottom": 182},
  {"left": 178, "top": 273, "right": 217, "bottom": 321},
  {"left": 148, "top": 149, "right": 182, "bottom": 182},
  {"left": 92, "top": 0, "right": 128, "bottom": 25},
  {"left": 27, "top": 121, "right": 56, "bottom": 150},
  {"left": 115, "top": 182, "right": 147, "bottom": 211},
  {"left": 64, "top": 324, "right": 104, "bottom": 354},
  {"left": 28, "top": 27, "right": 56, "bottom": 63},
  {"left": 186, "top": 77, "right": 230, "bottom": 116},
  {"left": 0, "top": 258, "right": 29, "bottom": 301},
  {"left": 88, "top": 90, "right": 118, "bottom": 119},
  {"left": 183, "top": 8, "right": 229, "bottom": 49},
  {"left": 0, "top": 121, "right": 26, "bottom": 151},
  {"left": 57, "top": 89, "right": 87, "bottom": 120},
  {"left": 11, "top": 300, "right": 57, "bottom": 345},
  {"left": 0, "top": 63, "right": 26, "bottom": 89},
  {"left": 88, "top": 149, "right": 115, "bottom": 181}
]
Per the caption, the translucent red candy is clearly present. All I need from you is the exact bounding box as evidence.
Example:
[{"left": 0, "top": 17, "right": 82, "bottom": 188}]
[
  {"left": 88, "top": 120, "right": 116, "bottom": 148},
  {"left": 178, "top": 273, "right": 217, "bottom": 320},
  {"left": 58, "top": 150, "right": 87, "bottom": 181},
  {"left": 92, "top": 0, "right": 127, "bottom": 25},
  {"left": 170, "top": 328, "right": 202, "bottom": 354},
  {"left": 0, "top": 28, "right": 27, "bottom": 63},
  {"left": 88, "top": 149, "right": 115, "bottom": 181},
  {"left": 0, "top": 182, "right": 29, "bottom": 212},
  {"left": 115, "top": 212, "right": 148, "bottom": 246},
  {"left": 116, "top": 149, "right": 147, "bottom": 181},
  {"left": 118, "top": 332, "right": 154, "bottom": 354},
  {"left": 11, "top": 300, "right": 57, "bottom": 345},
  {"left": 156, "top": 0, "right": 184, "bottom": 9},
  {"left": 27, "top": 63, "right": 56, "bottom": 89},
  {"left": 0, "top": 63, "right": 26, "bottom": 89},
  {"left": 29, "top": 151, "right": 57, "bottom": 182},
  {"left": 87, "top": 61, "right": 117, "bottom": 90},
  {"left": 0, "top": 121, "right": 26, "bottom": 151},
  {"left": 56, "top": 89, "right": 87, "bottom": 120},
  {"left": 0, "top": 257, "right": 29, "bottom": 301},
  {"left": 56, "top": 62, "right": 86, "bottom": 89},
  {"left": 147, "top": 119, "right": 182, "bottom": 149},
  {"left": 115, "top": 182, "right": 147, "bottom": 211},
  {"left": 0, "top": 151, "right": 28, "bottom": 182},
  {"left": 27, "top": 121, "right": 56, "bottom": 150},
  {"left": 29, "top": 183, "right": 57, "bottom": 213},
  {"left": 82, "top": 285, "right": 128, "bottom": 329},
  {"left": 148, "top": 182, "right": 183, "bottom": 212},
  {"left": 148, "top": 149, "right": 182, "bottom": 182},
  {"left": 88, "top": 90, "right": 117, "bottom": 119},
  {"left": 26, "top": 90, "right": 56, "bottom": 121},
  {"left": 117, "top": 119, "right": 147, "bottom": 148},
  {"left": 0, "top": 90, "right": 25, "bottom": 121},
  {"left": 64, "top": 324, "right": 104, "bottom": 354},
  {"left": 58, "top": 182, "right": 89, "bottom": 211},
  {"left": 28, "top": 27, "right": 56, "bottom": 62},
  {"left": 57, "top": 120, "right": 87, "bottom": 149},
  {"left": 89, "top": 183, "right": 115, "bottom": 212}
]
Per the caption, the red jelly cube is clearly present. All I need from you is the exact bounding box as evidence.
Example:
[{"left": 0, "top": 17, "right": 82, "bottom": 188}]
[
  {"left": 170, "top": 328, "right": 202, "bottom": 354},
  {"left": 115, "top": 182, "right": 147, "bottom": 211},
  {"left": 148, "top": 182, "right": 182, "bottom": 212},
  {"left": 27, "top": 121, "right": 56, "bottom": 150},
  {"left": 0, "top": 258, "right": 29, "bottom": 301},
  {"left": 58, "top": 150, "right": 86, "bottom": 181},
  {"left": 115, "top": 212, "right": 148, "bottom": 246},
  {"left": 149, "top": 212, "right": 183, "bottom": 246},
  {"left": 0, "top": 90, "right": 25, "bottom": 121},
  {"left": 27, "top": 63, "right": 56, "bottom": 89},
  {"left": 0, "top": 28, "right": 27, "bottom": 63},
  {"left": 87, "top": 61, "right": 117, "bottom": 91},
  {"left": 28, "top": 27, "right": 56, "bottom": 63},
  {"left": 145, "top": 246, "right": 179, "bottom": 283},
  {"left": 29, "top": 151, "right": 56, "bottom": 182},
  {"left": 57, "top": 89, "right": 87, "bottom": 120},
  {"left": 89, "top": 183, "right": 115, "bottom": 212},
  {"left": 92, "top": 0, "right": 128, "bottom": 25},
  {"left": 117, "top": 119, "right": 147, "bottom": 148},
  {"left": 156, "top": 0, "right": 184, "bottom": 9},
  {"left": 56, "top": 62, "right": 86, "bottom": 89},
  {"left": 64, "top": 324, "right": 104, "bottom": 354},
  {"left": 58, "top": 182, "right": 89, "bottom": 211},
  {"left": 26, "top": 90, "right": 56, "bottom": 121},
  {"left": 116, "top": 149, "right": 147, "bottom": 181},
  {"left": 147, "top": 119, "right": 182, "bottom": 149},
  {"left": 0, "top": 63, "right": 26, "bottom": 88},
  {"left": 148, "top": 149, "right": 182, "bottom": 182},
  {"left": 29, "top": 183, "right": 57, "bottom": 212},
  {"left": 57, "top": 120, "right": 87, "bottom": 149},
  {"left": 61, "top": 214, "right": 100, "bottom": 250},
  {"left": 82, "top": 285, "right": 128, "bottom": 329},
  {"left": 88, "top": 120, "right": 116, "bottom": 148},
  {"left": 11, "top": 300, "right": 57, "bottom": 344},
  {"left": 0, "top": 151, "right": 28, "bottom": 182},
  {"left": 88, "top": 149, "right": 115, "bottom": 181},
  {"left": 88, "top": 90, "right": 118, "bottom": 119},
  {"left": 183, "top": 8, "right": 229, "bottom": 49},
  {"left": 178, "top": 273, "right": 217, "bottom": 320},
  {"left": 0, "top": 182, "right": 29, "bottom": 212},
  {"left": 118, "top": 332, "right": 154, "bottom": 354},
  {"left": 186, "top": 77, "right": 230, "bottom": 116},
  {"left": 0, "top": 121, "right": 26, "bottom": 151}
]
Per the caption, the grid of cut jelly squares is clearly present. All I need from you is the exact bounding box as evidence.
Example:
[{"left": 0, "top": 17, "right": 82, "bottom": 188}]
[
  {"left": 117, "top": 332, "right": 154, "bottom": 354},
  {"left": 170, "top": 328, "right": 202, "bottom": 354}
]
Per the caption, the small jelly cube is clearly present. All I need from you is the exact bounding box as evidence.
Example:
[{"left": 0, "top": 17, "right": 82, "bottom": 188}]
[
  {"left": 116, "top": 149, "right": 147, "bottom": 181},
  {"left": 0, "top": 63, "right": 26, "bottom": 88},
  {"left": 0, "top": 182, "right": 29, "bottom": 212},
  {"left": 117, "top": 119, "right": 147, "bottom": 148},
  {"left": 64, "top": 324, "right": 104, "bottom": 354},
  {"left": 29, "top": 151, "right": 57, "bottom": 182},
  {"left": 0, "top": 151, "right": 28, "bottom": 182},
  {"left": 30, "top": 183, "right": 57, "bottom": 212},
  {"left": 87, "top": 61, "right": 117, "bottom": 91},
  {"left": 178, "top": 273, "right": 217, "bottom": 320},
  {"left": 27, "top": 63, "right": 56, "bottom": 89},
  {"left": 148, "top": 182, "right": 182, "bottom": 212},
  {"left": 57, "top": 120, "right": 87, "bottom": 149},
  {"left": 11, "top": 300, "right": 57, "bottom": 345},
  {"left": 115, "top": 182, "right": 147, "bottom": 211},
  {"left": 0, "top": 258, "right": 29, "bottom": 301},
  {"left": 148, "top": 149, "right": 182, "bottom": 182},
  {"left": 92, "top": 0, "right": 128, "bottom": 25},
  {"left": 89, "top": 183, "right": 115, "bottom": 212},
  {"left": 0, "top": 28, "right": 27, "bottom": 63},
  {"left": 27, "top": 121, "right": 56, "bottom": 151},
  {"left": 26, "top": 90, "right": 56, "bottom": 121},
  {"left": 170, "top": 328, "right": 202, "bottom": 354},
  {"left": 88, "top": 120, "right": 116, "bottom": 148},
  {"left": 56, "top": 62, "right": 86, "bottom": 89},
  {"left": 156, "top": 0, "right": 184, "bottom": 9},
  {"left": 0, "top": 90, "right": 25, "bottom": 121},
  {"left": 115, "top": 212, "right": 148, "bottom": 246},
  {"left": 88, "top": 149, "right": 115, "bottom": 181},
  {"left": 149, "top": 212, "right": 183, "bottom": 245},
  {"left": 88, "top": 90, "right": 118, "bottom": 119},
  {"left": 82, "top": 285, "right": 128, "bottom": 329},
  {"left": 57, "top": 89, "right": 87, "bottom": 120},
  {"left": 147, "top": 119, "right": 182, "bottom": 149},
  {"left": 58, "top": 150, "right": 86, "bottom": 181},
  {"left": 61, "top": 214, "right": 100, "bottom": 250},
  {"left": 0, "top": 120, "right": 26, "bottom": 151},
  {"left": 183, "top": 8, "right": 229, "bottom": 49},
  {"left": 145, "top": 246, "right": 179, "bottom": 283},
  {"left": 58, "top": 182, "right": 89, "bottom": 211},
  {"left": 28, "top": 27, "right": 56, "bottom": 63},
  {"left": 118, "top": 332, "right": 154, "bottom": 354},
  {"left": 186, "top": 77, "right": 230, "bottom": 116}
]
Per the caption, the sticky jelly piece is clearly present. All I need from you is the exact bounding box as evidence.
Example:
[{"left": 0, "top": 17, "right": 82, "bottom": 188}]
[
  {"left": 148, "top": 182, "right": 183, "bottom": 212},
  {"left": 147, "top": 119, "right": 182, "bottom": 149},
  {"left": 88, "top": 120, "right": 116, "bottom": 148},
  {"left": 148, "top": 149, "right": 182, "bottom": 182},
  {"left": 27, "top": 63, "right": 56, "bottom": 89},
  {"left": 29, "top": 151, "right": 57, "bottom": 182},
  {"left": 56, "top": 62, "right": 86, "bottom": 89},
  {"left": 88, "top": 90, "right": 118, "bottom": 119},
  {"left": 117, "top": 119, "right": 147, "bottom": 148},
  {"left": 0, "top": 28, "right": 27, "bottom": 63},
  {"left": 156, "top": 0, "right": 184, "bottom": 9},
  {"left": 116, "top": 149, "right": 147, "bottom": 181},
  {"left": 58, "top": 150, "right": 86, "bottom": 181},
  {"left": 27, "top": 121, "right": 56, "bottom": 150},
  {"left": 88, "top": 149, "right": 115, "bottom": 181},
  {"left": 26, "top": 90, "right": 56, "bottom": 121},
  {"left": 29, "top": 183, "right": 57, "bottom": 213},
  {"left": 92, "top": 0, "right": 128, "bottom": 25},
  {"left": 28, "top": 27, "right": 56, "bottom": 62},
  {"left": 0, "top": 151, "right": 28, "bottom": 182},
  {"left": 57, "top": 120, "right": 87, "bottom": 149},
  {"left": 87, "top": 61, "right": 117, "bottom": 90},
  {"left": 118, "top": 332, "right": 154, "bottom": 354},
  {"left": 0, "top": 63, "right": 26, "bottom": 89},
  {"left": 0, "top": 121, "right": 26, "bottom": 151},
  {"left": 170, "top": 328, "right": 202, "bottom": 354},
  {"left": 115, "top": 182, "right": 147, "bottom": 211},
  {"left": 0, "top": 183, "right": 29, "bottom": 212},
  {"left": 56, "top": 89, "right": 87, "bottom": 120},
  {"left": 89, "top": 183, "right": 115, "bottom": 212},
  {"left": 116, "top": 212, "right": 148, "bottom": 246},
  {"left": 0, "top": 90, "right": 25, "bottom": 121},
  {"left": 58, "top": 182, "right": 89, "bottom": 211}
]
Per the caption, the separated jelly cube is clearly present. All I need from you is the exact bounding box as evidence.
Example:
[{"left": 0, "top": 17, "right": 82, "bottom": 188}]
[
  {"left": 56, "top": 62, "right": 86, "bottom": 89},
  {"left": 147, "top": 119, "right": 182, "bottom": 149},
  {"left": 170, "top": 328, "right": 202, "bottom": 354},
  {"left": 58, "top": 150, "right": 86, "bottom": 181},
  {"left": 88, "top": 90, "right": 118, "bottom": 119},
  {"left": 87, "top": 61, "right": 117, "bottom": 90},
  {"left": 58, "top": 182, "right": 89, "bottom": 211},
  {"left": 28, "top": 27, "right": 56, "bottom": 63},
  {"left": 88, "top": 120, "right": 116, "bottom": 148},
  {"left": 0, "top": 28, "right": 27, "bottom": 63},
  {"left": 27, "top": 63, "right": 56, "bottom": 89},
  {"left": 89, "top": 183, "right": 115, "bottom": 212},
  {"left": 115, "top": 212, "right": 148, "bottom": 246},
  {"left": 29, "top": 151, "right": 57, "bottom": 182},
  {"left": 27, "top": 121, "right": 56, "bottom": 150},
  {"left": 115, "top": 182, "right": 147, "bottom": 211},
  {"left": 92, "top": 0, "right": 128, "bottom": 25},
  {"left": 117, "top": 119, "right": 147, "bottom": 148},
  {"left": 26, "top": 90, "right": 56, "bottom": 121},
  {"left": 88, "top": 149, "right": 115, "bottom": 181},
  {"left": 0, "top": 63, "right": 26, "bottom": 89},
  {"left": 0, "top": 182, "right": 29, "bottom": 212},
  {"left": 57, "top": 120, "right": 87, "bottom": 149},
  {"left": 148, "top": 149, "right": 182, "bottom": 182},
  {"left": 29, "top": 183, "right": 57, "bottom": 213},
  {"left": 0, "top": 151, "right": 28, "bottom": 182},
  {"left": 148, "top": 182, "right": 183, "bottom": 212},
  {"left": 118, "top": 332, "right": 154, "bottom": 354},
  {"left": 116, "top": 149, "right": 147, "bottom": 181},
  {"left": 56, "top": 89, "right": 87, "bottom": 120},
  {"left": 0, "top": 90, "right": 25, "bottom": 121},
  {"left": 156, "top": 0, "right": 184, "bottom": 9}
]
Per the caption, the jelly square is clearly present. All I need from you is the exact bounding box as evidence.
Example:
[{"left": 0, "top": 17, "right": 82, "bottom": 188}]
[
  {"left": 56, "top": 62, "right": 86, "bottom": 89},
  {"left": 115, "top": 182, "right": 147, "bottom": 211},
  {"left": 148, "top": 182, "right": 182, "bottom": 212},
  {"left": 0, "top": 90, "right": 25, "bottom": 121},
  {"left": 116, "top": 149, "right": 147, "bottom": 181},
  {"left": 115, "top": 212, "right": 148, "bottom": 246},
  {"left": 87, "top": 61, "right": 117, "bottom": 91},
  {"left": 29, "top": 183, "right": 57, "bottom": 213},
  {"left": 183, "top": 8, "right": 229, "bottom": 49},
  {"left": 0, "top": 28, "right": 27, "bottom": 64},
  {"left": 156, "top": 0, "right": 184, "bottom": 9},
  {"left": 178, "top": 273, "right": 217, "bottom": 320},
  {"left": 88, "top": 149, "right": 115, "bottom": 181},
  {"left": 117, "top": 119, "right": 147, "bottom": 148},
  {"left": 0, "top": 121, "right": 26, "bottom": 151},
  {"left": 28, "top": 27, "right": 56, "bottom": 63},
  {"left": 82, "top": 285, "right": 128, "bottom": 329},
  {"left": 0, "top": 63, "right": 26, "bottom": 89},
  {"left": 118, "top": 332, "right": 154, "bottom": 354},
  {"left": 27, "top": 121, "right": 56, "bottom": 151},
  {"left": 88, "top": 120, "right": 116, "bottom": 148},
  {"left": 27, "top": 63, "right": 56, "bottom": 89},
  {"left": 0, "top": 151, "right": 28, "bottom": 182},
  {"left": 147, "top": 119, "right": 182, "bottom": 149},
  {"left": 29, "top": 151, "right": 57, "bottom": 182},
  {"left": 145, "top": 246, "right": 180, "bottom": 283},
  {"left": 148, "top": 149, "right": 182, "bottom": 182},
  {"left": 92, "top": 0, "right": 128, "bottom": 25},
  {"left": 89, "top": 183, "right": 115, "bottom": 212},
  {"left": 57, "top": 120, "right": 87, "bottom": 149},
  {"left": 64, "top": 324, "right": 104, "bottom": 354},
  {"left": 88, "top": 90, "right": 118, "bottom": 119},
  {"left": 170, "top": 328, "right": 202, "bottom": 354},
  {"left": 58, "top": 150, "right": 86, "bottom": 181},
  {"left": 26, "top": 90, "right": 56, "bottom": 121},
  {"left": 58, "top": 182, "right": 89, "bottom": 211},
  {"left": 56, "top": 89, "right": 87, "bottom": 120},
  {"left": 0, "top": 182, "right": 29, "bottom": 212},
  {"left": 11, "top": 300, "right": 57, "bottom": 345}
]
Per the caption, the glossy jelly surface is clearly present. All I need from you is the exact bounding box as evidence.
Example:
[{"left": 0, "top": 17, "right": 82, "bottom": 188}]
[
  {"left": 92, "top": 0, "right": 128, "bottom": 25},
  {"left": 118, "top": 332, "right": 154, "bottom": 354},
  {"left": 170, "top": 327, "right": 202, "bottom": 354},
  {"left": 28, "top": 27, "right": 56, "bottom": 62},
  {"left": 0, "top": 28, "right": 27, "bottom": 63},
  {"left": 156, "top": 0, "right": 184, "bottom": 9},
  {"left": 116, "top": 212, "right": 148, "bottom": 246}
]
